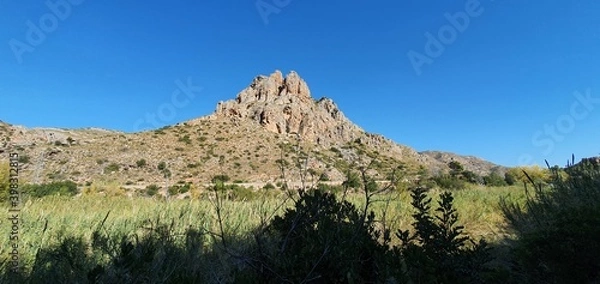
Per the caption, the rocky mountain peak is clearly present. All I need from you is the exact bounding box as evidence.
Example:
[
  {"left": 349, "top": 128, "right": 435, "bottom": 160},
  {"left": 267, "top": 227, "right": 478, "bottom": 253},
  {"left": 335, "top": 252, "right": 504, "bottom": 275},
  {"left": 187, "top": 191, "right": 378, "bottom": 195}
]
[
  {"left": 232, "top": 70, "right": 312, "bottom": 105},
  {"left": 211, "top": 70, "right": 363, "bottom": 146}
]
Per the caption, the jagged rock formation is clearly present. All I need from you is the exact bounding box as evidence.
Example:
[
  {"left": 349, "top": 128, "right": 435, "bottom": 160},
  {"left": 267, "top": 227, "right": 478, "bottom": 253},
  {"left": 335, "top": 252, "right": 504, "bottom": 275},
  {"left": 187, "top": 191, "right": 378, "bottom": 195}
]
[
  {"left": 204, "top": 70, "right": 504, "bottom": 176},
  {"left": 211, "top": 70, "right": 363, "bottom": 146}
]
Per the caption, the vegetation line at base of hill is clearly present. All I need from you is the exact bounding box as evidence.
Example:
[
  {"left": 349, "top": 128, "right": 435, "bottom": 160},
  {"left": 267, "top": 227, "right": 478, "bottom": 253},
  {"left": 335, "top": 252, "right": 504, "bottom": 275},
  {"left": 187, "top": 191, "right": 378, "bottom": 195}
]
[{"left": 0, "top": 157, "right": 599, "bottom": 283}]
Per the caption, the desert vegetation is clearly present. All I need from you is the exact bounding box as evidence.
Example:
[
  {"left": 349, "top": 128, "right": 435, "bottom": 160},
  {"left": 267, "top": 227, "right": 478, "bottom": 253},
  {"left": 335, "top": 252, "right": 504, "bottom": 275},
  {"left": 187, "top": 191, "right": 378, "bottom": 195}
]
[{"left": 0, "top": 157, "right": 599, "bottom": 283}]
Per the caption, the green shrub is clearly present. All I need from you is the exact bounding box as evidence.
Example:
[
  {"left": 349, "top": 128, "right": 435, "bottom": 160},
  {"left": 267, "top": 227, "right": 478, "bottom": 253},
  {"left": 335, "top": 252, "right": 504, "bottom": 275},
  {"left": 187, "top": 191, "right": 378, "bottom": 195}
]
[
  {"left": 167, "top": 186, "right": 179, "bottom": 196},
  {"left": 483, "top": 172, "right": 507, "bottom": 187},
  {"left": 18, "top": 155, "right": 30, "bottom": 164},
  {"left": 136, "top": 159, "right": 147, "bottom": 168},
  {"left": 462, "top": 170, "right": 483, "bottom": 184},
  {"left": 103, "top": 163, "right": 120, "bottom": 174},
  {"left": 178, "top": 134, "right": 192, "bottom": 144},
  {"left": 501, "top": 158, "right": 600, "bottom": 283},
  {"left": 448, "top": 161, "right": 464, "bottom": 178},
  {"left": 432, "top": 174, "right": 466, "bottom": 190},
  {"left": 262, "top": 182, "right": 275, "bottom": 190},
  {"left": 211, "top": 182, "right": 257, "bottom": 201},
  {"left": 211, "top": 175, "right": 230, "bottom": 183},
  {"left": 274, "top": 159, "right": 289, "bottom": 168},
  {"left": 318, "top": 173, "right": 330, "bottom": 181},
  {"left": 316, "top": 182, "right": 344, "bottom": 194},
  {"left": 22, "top": 181, "right": 78, "bottom": 198},
  {"left": 168, "top": 183, "right": 191, "bottom": 195},
  {"left": 178, "top": 183, "right": 191, "bottom": 194},
  {"left": 145, "top": 184, "right": 159, "bottom": 196},
  {"left": 228, "top": 185, "right": 257, "bottom": 201},
  {"left": 342, "top": 171, "right": 361, "bottom": 189},
  {"left": 504, "top": 171, "right": 517, "bottom": 185}
]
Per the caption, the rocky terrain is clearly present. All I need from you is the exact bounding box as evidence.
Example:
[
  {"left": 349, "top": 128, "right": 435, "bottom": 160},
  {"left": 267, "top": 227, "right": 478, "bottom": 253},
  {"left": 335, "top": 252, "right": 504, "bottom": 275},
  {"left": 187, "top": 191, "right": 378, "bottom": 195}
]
[
  {"left": 0, "top": 71, "right": 506, "bottom": 190},
  {"left": 419, "top": 151, "right": 505, "bottom": 176}
]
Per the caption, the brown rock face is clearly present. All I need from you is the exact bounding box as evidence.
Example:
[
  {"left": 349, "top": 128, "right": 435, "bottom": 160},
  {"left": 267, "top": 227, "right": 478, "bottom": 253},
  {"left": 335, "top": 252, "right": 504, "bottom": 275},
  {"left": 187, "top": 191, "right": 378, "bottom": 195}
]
[{"left": 213, "top": 70, "right": 363, "bottom": 146}]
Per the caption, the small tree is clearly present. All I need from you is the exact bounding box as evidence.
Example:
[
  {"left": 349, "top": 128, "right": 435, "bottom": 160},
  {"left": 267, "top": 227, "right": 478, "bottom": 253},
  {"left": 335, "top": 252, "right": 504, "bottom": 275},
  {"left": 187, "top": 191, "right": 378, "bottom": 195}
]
[
  {"left": 462, "top": 170, "right": 482, "bottom": 184},
  {"left": 342, "top": 171, "right": 361, "bottom": 189},
  {"left": 448, "top": 161, "right": 464, "bottom": 178},
  {"left": 483, "top": 172, "right": 507, "bottom": 187},
  {"left": 504, "top": 171, "right": 517, "bottom": 185},
  {"left": 397, "top": 187, "right": 492, "bottom": 283}
]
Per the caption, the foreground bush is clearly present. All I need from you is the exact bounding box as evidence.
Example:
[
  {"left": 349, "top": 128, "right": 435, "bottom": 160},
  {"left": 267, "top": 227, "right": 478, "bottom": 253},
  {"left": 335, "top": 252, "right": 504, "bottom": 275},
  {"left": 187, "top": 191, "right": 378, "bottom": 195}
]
[
  {"left": 501, "top": 158, "right": 600, "bottom": 283},
  {"left": 238, "top": 187, "right": 493, "bottom": 283},
  {"left": 397, "top": 187, "right": 493, "bottom": 283},
  {"left": 253, "top": 189, "right": 398, "bottom": 283}
]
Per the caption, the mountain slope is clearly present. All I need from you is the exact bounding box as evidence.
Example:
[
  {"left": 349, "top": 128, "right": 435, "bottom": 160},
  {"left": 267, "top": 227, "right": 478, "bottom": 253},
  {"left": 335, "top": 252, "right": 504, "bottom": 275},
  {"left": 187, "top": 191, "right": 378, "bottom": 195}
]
[
  {"left": 0, "top": 71, "right": 505, "bottom": 190},
  {"left": 420, "top": 151, "right": 506, "bottom": 176}
]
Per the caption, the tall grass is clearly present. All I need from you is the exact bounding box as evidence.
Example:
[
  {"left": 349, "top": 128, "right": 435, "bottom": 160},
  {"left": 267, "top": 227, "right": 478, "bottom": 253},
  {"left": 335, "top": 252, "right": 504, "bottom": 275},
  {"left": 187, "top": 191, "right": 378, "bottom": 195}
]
[
  {"left": 1, "top": 185, "right": 524, "bottom": 274},
  {"left": 1, "top": 194, "right": 288, "bottom": 274}
]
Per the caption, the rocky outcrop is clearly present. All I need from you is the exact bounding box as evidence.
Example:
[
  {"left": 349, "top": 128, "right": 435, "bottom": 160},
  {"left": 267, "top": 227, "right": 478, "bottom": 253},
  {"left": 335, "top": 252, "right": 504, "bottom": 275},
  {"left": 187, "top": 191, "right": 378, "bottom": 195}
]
[{"left": 212, "top": 70, "right": 363, "bottom": 146}]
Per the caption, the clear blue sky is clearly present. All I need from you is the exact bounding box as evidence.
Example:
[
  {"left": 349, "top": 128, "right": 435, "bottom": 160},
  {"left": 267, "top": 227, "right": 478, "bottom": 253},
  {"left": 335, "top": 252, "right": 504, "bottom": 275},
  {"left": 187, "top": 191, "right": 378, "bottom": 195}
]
[{"left": 1, "top": 0, "right": 599, "bottom": 167}]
